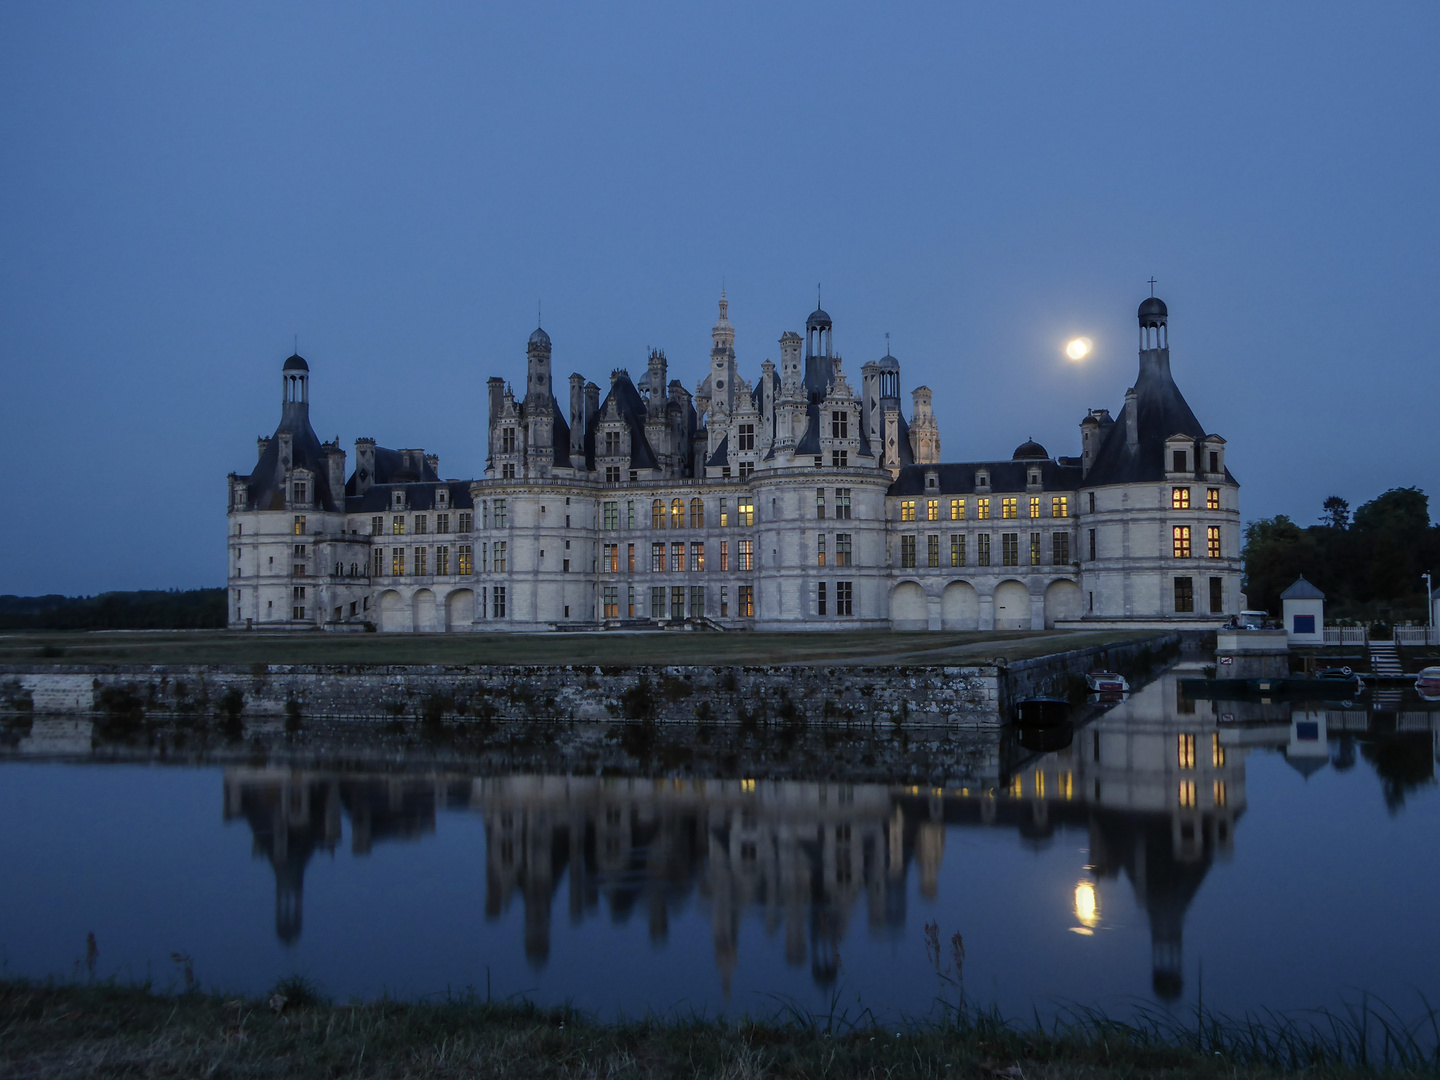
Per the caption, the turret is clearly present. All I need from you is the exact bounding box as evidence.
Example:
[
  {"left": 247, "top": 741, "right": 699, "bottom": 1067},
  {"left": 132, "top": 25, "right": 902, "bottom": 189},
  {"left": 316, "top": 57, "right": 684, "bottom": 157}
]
[
  {"left": 525, "top": 326, "right": 554, "bottom": 473},
  {"left": 569, "top": 372, "right": 586, "bottom": 458},
  {"left": 909, "top": 386, "right": 940, "bottom": 464}
]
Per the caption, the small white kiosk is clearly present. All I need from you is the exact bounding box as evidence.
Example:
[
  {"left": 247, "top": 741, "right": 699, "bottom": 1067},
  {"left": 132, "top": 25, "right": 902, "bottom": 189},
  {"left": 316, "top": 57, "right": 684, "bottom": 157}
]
[{"left": 1281, "top": 576, "right": 1325, "bottom": 646}]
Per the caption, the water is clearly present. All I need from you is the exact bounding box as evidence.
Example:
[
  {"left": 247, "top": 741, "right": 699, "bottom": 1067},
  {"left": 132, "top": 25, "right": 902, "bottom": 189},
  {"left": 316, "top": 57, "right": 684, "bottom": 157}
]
[{"left": 2, "top": 666, "right": 1437, "bottom": 1024}]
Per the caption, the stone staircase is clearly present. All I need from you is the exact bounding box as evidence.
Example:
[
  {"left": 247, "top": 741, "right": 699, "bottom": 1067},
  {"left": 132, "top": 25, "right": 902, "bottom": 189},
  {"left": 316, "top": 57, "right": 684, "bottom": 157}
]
[{"left": 1368, "top": 640, "right": 1404, "bottom": 678}]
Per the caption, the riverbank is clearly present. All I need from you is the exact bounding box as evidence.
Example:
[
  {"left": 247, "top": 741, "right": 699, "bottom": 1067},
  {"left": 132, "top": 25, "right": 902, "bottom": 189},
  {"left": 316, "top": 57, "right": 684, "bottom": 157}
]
[{"left": 2, "top": 978, "right": 1424, "bottom": 1080}]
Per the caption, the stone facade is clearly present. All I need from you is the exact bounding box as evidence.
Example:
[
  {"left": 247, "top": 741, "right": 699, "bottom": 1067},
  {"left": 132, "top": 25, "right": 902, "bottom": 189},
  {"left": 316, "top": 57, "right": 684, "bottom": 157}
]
[{"left": 225, "top": 293, "right": 1240, "bottom": 631}]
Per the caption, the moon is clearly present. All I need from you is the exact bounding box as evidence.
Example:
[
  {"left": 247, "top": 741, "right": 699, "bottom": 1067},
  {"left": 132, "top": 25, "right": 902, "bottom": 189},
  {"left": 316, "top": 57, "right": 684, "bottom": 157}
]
[{"left": 1065, "top": 337, "right": 1092, "bottom": 361}]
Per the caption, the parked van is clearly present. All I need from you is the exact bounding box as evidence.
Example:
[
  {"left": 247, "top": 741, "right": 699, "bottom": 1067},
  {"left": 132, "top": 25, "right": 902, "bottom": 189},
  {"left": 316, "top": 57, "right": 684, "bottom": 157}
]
[{"left": 1239, "top": 610, "right": 1268, "bottom": 629}]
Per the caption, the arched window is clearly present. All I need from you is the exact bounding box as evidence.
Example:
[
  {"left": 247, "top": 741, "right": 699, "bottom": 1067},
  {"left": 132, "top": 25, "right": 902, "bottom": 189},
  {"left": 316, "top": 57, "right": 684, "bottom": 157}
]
[
  {"left": 652, "top": 499, "right": 665, "bottom": 529},
  {"left": 671, "top": 498, "right": 686, "bottom": 529},
  {"left": 690, "top": 498, "right": 704, "bottom": 528}
]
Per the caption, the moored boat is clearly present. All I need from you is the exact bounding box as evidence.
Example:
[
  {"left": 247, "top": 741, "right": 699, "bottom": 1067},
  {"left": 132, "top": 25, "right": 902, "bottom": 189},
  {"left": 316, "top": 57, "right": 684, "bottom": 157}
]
[
  {"left": 1014, "top": 696, "right": 1069, "bottom": 728},
  {"left": 1416, "top": 666, "right": 1440, "bottom": 695},
  {"left": 1085, "top": 671, "right": 1129, "bottom": 693}
]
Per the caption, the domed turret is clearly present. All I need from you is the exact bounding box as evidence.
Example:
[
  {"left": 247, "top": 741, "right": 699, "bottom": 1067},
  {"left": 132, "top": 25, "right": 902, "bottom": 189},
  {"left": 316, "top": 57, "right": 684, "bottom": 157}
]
[
  {"left": 281, "top": 353, "right": 308, "bottom": 408},
  {"left": 805, "top": 307, "right": 832, "bottom": 330},
  {"left": 282, "top": 353, "right": 309, "bottom": 372},
  {"left": 528, "top": 325, "right": 552, "bottom": 349},
  {"left": 1012, "top": 438, "right": 1049, "bottom": 461},
  {"left": 1138, "top": 294, "right": 1169, "bottom": 350},
  {"left": 1138, "top": 296, "right": 1167, "bottom": 323}
]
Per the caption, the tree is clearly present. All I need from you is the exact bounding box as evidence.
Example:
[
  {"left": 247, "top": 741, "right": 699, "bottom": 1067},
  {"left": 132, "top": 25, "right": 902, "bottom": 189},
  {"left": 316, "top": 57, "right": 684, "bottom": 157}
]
[
  {"left": 1321, "top": 496, "right": 1350, "bottom": 530},
  {"left": 1353, "top": 487, "right": 1429, "bottom": 533}
]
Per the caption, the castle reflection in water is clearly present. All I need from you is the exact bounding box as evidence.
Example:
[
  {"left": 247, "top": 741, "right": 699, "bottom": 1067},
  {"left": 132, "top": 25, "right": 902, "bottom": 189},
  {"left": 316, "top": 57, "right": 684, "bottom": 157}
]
[{"left": 226, "top": 669, "right": 1284, "bottom": 1001}]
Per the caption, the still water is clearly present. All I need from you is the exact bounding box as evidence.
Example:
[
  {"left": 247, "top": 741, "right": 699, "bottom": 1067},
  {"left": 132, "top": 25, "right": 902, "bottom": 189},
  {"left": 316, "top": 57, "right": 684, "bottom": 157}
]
[{"left": 2, "top": 666, "right": 1438, "bottom": 1022}]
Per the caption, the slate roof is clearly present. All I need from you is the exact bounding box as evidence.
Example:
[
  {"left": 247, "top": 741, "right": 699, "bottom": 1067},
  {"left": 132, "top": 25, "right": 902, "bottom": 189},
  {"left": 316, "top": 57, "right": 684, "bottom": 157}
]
[
  {"left": 345, "top": 480, "right": 474, "bottom": 513},
  {"left": 1280, "top": 576, "right": 1326, "bottom": 601},
  {"left": 241, "top": 402, "right": 341, "bottom": 511},
  {"left": 706, "top": 433, "right": 730, "bottom": 469},
  {"left": 591, "top": 372, "right": 659, "bottom": 471},
  {"left": 887, "top": 458, "right": 1084, "bottom": 496},
  {"left": 1083, "top": 348, "right": 1237, "bottom": 487}
]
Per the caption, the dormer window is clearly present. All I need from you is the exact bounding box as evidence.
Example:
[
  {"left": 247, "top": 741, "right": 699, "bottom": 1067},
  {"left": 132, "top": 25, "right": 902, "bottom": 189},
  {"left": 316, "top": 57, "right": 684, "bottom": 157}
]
[
  {"left": 501, "top": 428, "right": 516, "bottom": 454},
  {"left": 437, "top": 488, "right": 449, "bottom": 509},
  {"left": 1028, "top": 470, "right": 1041, "bottom": 487},
  {"left": 925, "top": 471, "right": 939, "bottom": 491},
  {"left": 831, "top": 410, "right": 848, "bottom": 439},
  {"left": 976, "top": 471, "right": 990, "bottom": 489},
  {"left": 1172, "top": 450, "right": 1188, "bottom": 473},
  {"left": 391, "top": 490, "right": 405, "bottom": 509},
  {"left": 291, "top": 480, "right": 307, "bottom": 503}
]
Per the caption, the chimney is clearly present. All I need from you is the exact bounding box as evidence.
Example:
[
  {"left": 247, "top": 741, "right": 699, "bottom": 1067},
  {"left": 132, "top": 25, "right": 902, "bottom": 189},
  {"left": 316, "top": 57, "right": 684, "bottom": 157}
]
[
  {"left": 569, "top": 372, "right": 585, "bottom": 457},
  {"left": 353, "top": 438, "right": 376, "bottom": 496},
  {"left": 487, "top": 377, "right": 504, "bottom": 426},
  {"left": 1124, "top": 389, "right": 1139, "bottom": 453},
  {"left": 325, "top": 442, "right": 346, "bottom": 506},
  {"left": 584, "top": 381, "right": 600, "bottom": 426},
  {"left": 257, "top": 436, "right": 271, "bottom": 462},
  {"left": 424, "top": 453, "right": 439, "bottom": 477}
]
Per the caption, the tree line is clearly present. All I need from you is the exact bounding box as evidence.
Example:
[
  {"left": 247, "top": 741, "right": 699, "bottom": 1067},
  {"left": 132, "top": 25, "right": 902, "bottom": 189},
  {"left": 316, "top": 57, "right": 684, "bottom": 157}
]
[
  {"left": 1242, "top": 487, "right": 1439, "bottom": 623},
  {"left": 0, "top": 589, "right": 226, "bottom": 631}
]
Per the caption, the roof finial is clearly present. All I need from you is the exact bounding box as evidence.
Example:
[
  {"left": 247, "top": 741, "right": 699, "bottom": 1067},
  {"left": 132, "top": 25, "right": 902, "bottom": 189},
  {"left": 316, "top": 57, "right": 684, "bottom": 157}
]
[
  {"left": 1147, "top": 276, "right": 1157, "bottom": 297},
  {"left": 817, "top": 282, "right": 822, "bottom": 308},
  {"left": 885, "top": 331, "right": 890, "bottom": 355},
  {"left": 293, "top": 333, "right": 297, "bottom": 355},
  {"left": 538, "top": 300, "right": 542, "bottom": 327}
]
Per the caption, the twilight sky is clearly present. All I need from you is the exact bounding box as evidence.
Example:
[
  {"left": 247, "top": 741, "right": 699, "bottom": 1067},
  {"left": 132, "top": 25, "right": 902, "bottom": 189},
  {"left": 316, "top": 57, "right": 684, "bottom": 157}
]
[{"left": 1, "top": 3, "right": 1437, "bottom": 596}]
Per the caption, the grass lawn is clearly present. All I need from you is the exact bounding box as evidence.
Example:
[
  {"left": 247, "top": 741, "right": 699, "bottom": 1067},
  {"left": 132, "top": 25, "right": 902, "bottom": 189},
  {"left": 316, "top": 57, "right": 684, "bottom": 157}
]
[{"left": 0, "top": 628, "right": 1151, "bottom": 668}]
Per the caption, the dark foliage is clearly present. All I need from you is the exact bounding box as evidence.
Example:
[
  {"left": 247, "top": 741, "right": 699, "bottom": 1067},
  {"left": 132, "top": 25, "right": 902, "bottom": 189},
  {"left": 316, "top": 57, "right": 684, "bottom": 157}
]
[
  {"left": 1243, "top": 488, "right": 1439, "bottom": 619},
  {"left": 0, "top": 589, "right": 225, "bottom": 631}
]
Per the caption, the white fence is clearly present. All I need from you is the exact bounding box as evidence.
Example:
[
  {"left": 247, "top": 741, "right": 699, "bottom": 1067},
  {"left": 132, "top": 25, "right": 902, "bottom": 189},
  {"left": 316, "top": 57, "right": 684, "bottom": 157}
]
[
  {"left": 1323, "top": 626, "right": 1369, "bottom": 645},
  {"left": 1394, "top": 626, "right": 1440, "bottom": 646}
]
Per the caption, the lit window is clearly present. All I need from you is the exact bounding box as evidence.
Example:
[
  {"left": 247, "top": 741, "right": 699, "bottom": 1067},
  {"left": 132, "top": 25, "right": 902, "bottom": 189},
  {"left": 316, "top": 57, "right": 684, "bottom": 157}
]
[
  {"left": 738, "top": 539, "right": 754, "bottom": 570},
  {"left": 835, "top": 533, "right": 852, "bottom": 566},
  {"left": 1052, "top": 496, "right": 1068, "bottom": 517},
  {"left": 1179, "top": 780, "right": 1197, "bottom": 808},
  {"left": 817, "top": 535, "right": 827, "bottom": 567},
  {"left": 651, "top": 542, "right": 666, "bottom": 572},
  {"left": 835, "top": 489, "right": 851, "bottom": 519},
  {"left": 738, "top": 585, "right": 754, "bottom": 617},
  {"left": 627, "top": 543, "right": 635, "bottom": 573},
  {"left": 293, "top": 515, "right": 306, "bottom": 535},
  {"left": 670, "top": 541, "right": 684, "bottom": 573},
  {"left": 1207, "top": 487, "right": 1220, "bottom": 510},
  {"left": 603, "top": 586, "right": 619, "bottom": 619},
  {"left": 1030, "top": 533, "right": 1041, "bottom": 565},
  {"left": 976, "top": 498, "right": 991, "bottom": 520},
  {"left": 928, "top": 534, "right": 940, "bottom": 567},
  {"left": 927, "top": 499, "right": 939, "bottom": 521},
  {"left": 720, "top": 541, "right": 729, "bottom": 571},
  {"left": 900, "top": 536, "right": 917, "bottom": 568},
  {"left": 1212, "top": 733, "right": 1226, "bottom": 767},
  {"left": 671, "top": 498, "right": 685, "bottom": 529},
  {"left": 1002, "top": 497, "right": 1018, "bottom": 519},
  {"left": 901, "top": 500, "right": 916, "bottom": 522},
  {"left": 1001, "top": 533, "right": 1019, "bottom": 566},
  {"left": 737, "top": 499, "right": 754, "bottom": 526},
  {"left": 691, "top": 542, "right": 705, "bottom": 572},
  {"left": 652, "top": 500, "right": 665, "bottom": 528},
  {"left": 951, "top": 498, "right": 965, "bottom": 520},
  {"left": 1173, "top": 526, "right": 1192, "bottom": 558},
  {"left": 719, "top": 499, "right": 728, "bottom": 527},
  {"left": 977, "top": 534, "right": 991, "bottom": 566},
  {"left": 951, "top": 535, "right": 965, "bottom": 566},
  {"left": 1029, "top": 496, "right": 1041, "bottom": 518},
  {"left": 1178, "top": 733, "right": 1196, "bottom": 769},
  {"left": 391, "top": 548, "right": 405, "bottom": 576},
  {"left": 1213, "top": 780, "right": 1227, "bottom": 807},
  {"left": 603, "top": 544, "right": 618, "bottom": 573},
  {"left": 1207, "top": 526, "right": 1221, "bottom": 558},
  {"left": 690, "top": 498, "right": 704, "bottom": 527},
  {"left": 1172, "top": 487, "right": 1191, "bottom": 510}
]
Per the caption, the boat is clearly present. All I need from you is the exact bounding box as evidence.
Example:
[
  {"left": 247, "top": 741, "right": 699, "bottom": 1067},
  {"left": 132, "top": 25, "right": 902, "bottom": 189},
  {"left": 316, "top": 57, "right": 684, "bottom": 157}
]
[
  {"left": 1087, "top": 690, "right": 1126, "bottom": 709},
  {"left": 1014, "top": 696, "right": 1069, "bottom": 728},
  {"left": 1085, "top": 671, "right": 1129, "bottom": 693},
  {"left": 1416, "top": 667, "right": 1440, "bottom": 699}
]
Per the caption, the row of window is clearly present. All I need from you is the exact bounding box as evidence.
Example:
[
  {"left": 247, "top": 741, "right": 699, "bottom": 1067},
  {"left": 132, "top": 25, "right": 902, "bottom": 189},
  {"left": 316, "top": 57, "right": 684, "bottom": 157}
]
[
  {"left": 1172, "top": 487, "right": 1222, "bottom": 511},
  {"left": 1007, "top": 770, "right": 1226, "bottom": 809},
  {"left": 1173, "top": 526, "right": 1223, "bottom": 559},
  {"left": 601, "top": 584, "right": 757, "bottom": 619},
  {"left": 372, "top": 512, "right": 474, "bottom": 536},
  {"left": 1174, "top": 575, "right": 1225, "bottom": 613},
  {"left": 899, "top": 532, "right": 1072, "bottom": 568},
  {"left": 599, "top": 540, "right": 758, "bottom": 573},
  {"left": 374, "top": 545, "right": 475, "bottom": 577},
  {"left": 900, "top": 495, "right": 1071, "bottom": 523},
  {"left": 1175, "top": 732, "right": 1228, "bottom": 769}
]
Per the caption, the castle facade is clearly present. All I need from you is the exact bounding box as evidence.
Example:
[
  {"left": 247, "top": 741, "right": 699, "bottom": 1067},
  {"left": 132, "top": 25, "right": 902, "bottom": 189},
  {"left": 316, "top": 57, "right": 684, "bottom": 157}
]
[{"left": 226, "top": 293, "right": 1241, "bottom": 631}]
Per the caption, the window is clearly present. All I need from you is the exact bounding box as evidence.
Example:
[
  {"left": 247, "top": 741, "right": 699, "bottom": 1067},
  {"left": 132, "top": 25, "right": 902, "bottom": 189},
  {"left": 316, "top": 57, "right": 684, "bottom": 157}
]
[
  {"left": 1172, "top": 487, "right": 1191, "bottom": 510},
  {"left": 414, "top": 514, "right": 428, "bottom": 535},
  {"left": 690, "top": 498, "right": 704, "bottom": 527},
  {"left": 651, "top": 542, "right": 666, "bottom": 572},
  {"left": 817, "top": 581, "right": 827, "bottom": 616},
  {"left": 603, "top": 586, "right": 619, "bottom": 619},
  {"left": 437, "top": 546, "right": 450, "bottom": 575},
  {"left": 951, "top": 535, "right": 965, "bottom": 567},
  {"left": 603, "top": 501, "right": 619, "bottom": 529},
  {"left": 1173, "top": 450, "right": 1188, "bottom": 473},
  {"left": 1212, "top": 733, "right": 1226, "bottom": 768},
  {"left": 292, "top": 605, "right": 305, "bottom": 620},
  {"left": 720, "top": 586, "right": 729, "bottom": 617},
  {"left": 372, "top": 548, "right": 383, "bottom": 576},
  {"left": 951, "top": 498, "right": 965, "bottom": 520},
  {"left": 836, "top": 580, "right": 853, "bottom": 616},
  {"left": 605, "top": 466, "right": 621, "bottom": 483},
  {"left": 371, "top": 516, "right": 383, "bottom": 535},
  {"left": 738, "top": 539, "right": 754, "bottom": 570},
  {"left": 391, "top": 548, "right": 405, "bottom": 576},
  {"left": 1213, "top": 780, "right": 1227, "bottom": 807},
  {"left": 1178, "top": 733, "right": 1196, "bottom": 769},
  {"left": 835, "top": 489, "right": 851, "bottom": 519},
  {"left": 292, "top": 585, "right": 305, "bottom": 600},
  {"left": 1030, "top": 533, "right": 1041, "bottom": 565},
  {"left": 1174, "top": 576, "right": 1194, "bottom": 612},
  {"left": 928, "top": 534, "right": 940, "bottom": 567},
  {"left": 627, "top": 585, "right": 635, "bottom": 617},
  {"left": 501, "top": 462, "right": 515, "bottom": 480},
  {"left": 977, "top": 534, "right": 991, "bottom": 566},
  {"left": 817, "top": 535, "right": 827, "bottom": 567},
  {"left": 816, "top": 488, "right": 826, "bottom": 519},
  {"left": 835, "top": 533, "right": 852, "bottom": 566},
  {"left": 1001, "top": 533, "right": 1019, "bottom": 566},
  {"left": 900, "top": 536, "right": 916, "bottom": 568},
  {"left": 294, "top": 515, "right": 306, "bottom": 535},
  {"left": 389, "top": 515, "right": 404, "bottom": 535},
  {"left": 1001, "top": 497, "right": 1018, "bottom": 519},
  {"left": 501, "top": 428, "right": 516, "bottom": 453},
  {"left": 737, "top": 499, "right": 754, "bottom": 526},
  {"left": 719, "top": 499, "right": 728, "bottom": 527},
  {"left": 1173, "top": 525, "right": 1192, "bottom": 558},
  {"left": 603, "top": 543, "right": 618, "bottom": 573},
  {"left": 603, "top": 430, "right": 623, "bottom": 456},
  {"left": 292, "top": 481, "right": 307, "bottom": 503},
  {"left": 670, "top": 541, "right": 684, "bottom": 572},
  {"left": 691, "top": 542, "right": 705, "bottom": 572},
  {"left": 690, "top": 585, "right": 704, "bottom": 616},
  {"left": 1030, "top": 496, "right": 1041, "bottom": 519},
  {"left": 671, "top": 586, "right": 686, "bottom": 620},
  {"left": 738, "top": 423, "right": 755, "bottom": 450},
  {"left": 650, "top": 587, "right": 666, "bottom": 619},
  {"left": 1209, "top": 451, "right": 1219, "bottom": 473},
  {"left": 1179, "top": 780, "right": 1197, "bottom": 808},
  {"left": 459, "top": 511, "right": 472, "bottom": 532},
  {"left": 652, "top": 500, "right": 665, "bottom": 528},
  {"left": 831, "top": 410, "right": 848, "bottom": 438},
  {"left": 493, "top": 541, "right": 506, "bottom": 571},
  {"left": 437, "top": 513, "right": 450, "bottom": 533},
  {"left": 668, "top": 498, "right": 684, "bottom": 529},
  {"left": 927, "top": 499, "right": 939, "bottom": 521},
  {"left": 1207, "top": 525, "right": 1221, "bottom": 559},
  {"left": 901, "top": 499, "right": 916, "bottom": 522},
  {"left": 493, "top": 586, "right": 506, "bottom": 617},
  {"left": 720, "top": 541, "right": 729, "bottom": 571},
  {"left": 415, "top": 547, "right": 428, "bottom": 575},
  {"left": 1053, "top": 532, "right": 1070, "bottom": 564},
  {"left": 1088, "top": 528, "right": 1096, "bottom": 560},
  {"left": 1206, "top": 487, "right": 1220, "bottom": 511},
  {"left": 492, "top": 501, "right": 506, "bottom": 527},
  {"left": 627, "top": 543, "right": 635, "bottom": 573},
  {"left": 1052, "top": 496, "right": 1068, "bottom": 517},
  {"left": 976, "top": 497, "right": 991, "bottom": 520},
  {"left": 738, "top": 585, "right": 754, "bottom": 617},
  {"left": 830, "top": 449, "right": 847, "bottom": 468},
  {"left": 1209, "top": 576, "right": 1223, "bottom": 613}
]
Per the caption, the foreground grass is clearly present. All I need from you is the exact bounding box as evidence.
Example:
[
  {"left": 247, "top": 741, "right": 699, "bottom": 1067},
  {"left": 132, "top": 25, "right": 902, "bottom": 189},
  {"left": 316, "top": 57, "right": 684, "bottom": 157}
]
[
  {"left": 2, "top": 979, "right": 1433, "bottom": 1080},
  {"left": 0, "top": 628, "right": 1141, "bottom": 669}
]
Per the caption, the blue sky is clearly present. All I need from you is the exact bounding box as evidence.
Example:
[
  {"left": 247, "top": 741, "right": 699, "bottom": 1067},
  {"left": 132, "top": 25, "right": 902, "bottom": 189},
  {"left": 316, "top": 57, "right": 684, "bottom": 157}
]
[{"left": 2, "top": 3, "right": 1436, "bottom": 595}]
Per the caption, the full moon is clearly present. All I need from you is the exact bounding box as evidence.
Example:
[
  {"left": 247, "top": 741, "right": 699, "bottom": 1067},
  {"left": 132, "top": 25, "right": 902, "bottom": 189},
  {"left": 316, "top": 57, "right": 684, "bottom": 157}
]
[{"left": 1065, "top": 337, "right": 1092, "bottom": 360}]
